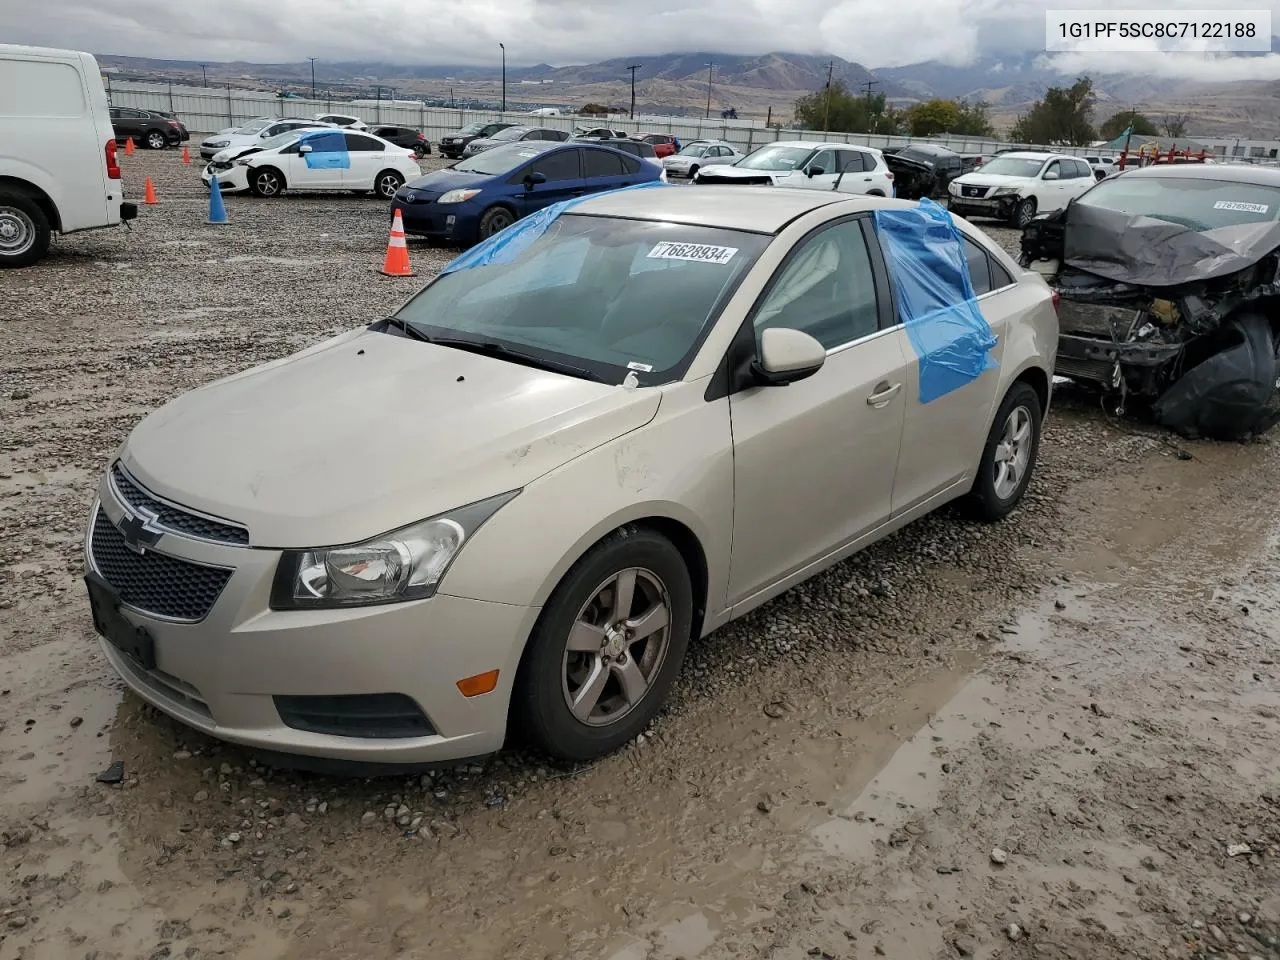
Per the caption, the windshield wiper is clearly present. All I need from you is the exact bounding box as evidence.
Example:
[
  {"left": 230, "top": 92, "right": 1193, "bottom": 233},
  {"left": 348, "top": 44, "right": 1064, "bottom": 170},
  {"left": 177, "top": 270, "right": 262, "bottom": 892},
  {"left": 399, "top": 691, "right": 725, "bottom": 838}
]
[
  {"left": 426, "top": 336, "right": 611, "bottom": 383},
  {"left": 378, "top": 316, "right": 433, "bottom": 343}
]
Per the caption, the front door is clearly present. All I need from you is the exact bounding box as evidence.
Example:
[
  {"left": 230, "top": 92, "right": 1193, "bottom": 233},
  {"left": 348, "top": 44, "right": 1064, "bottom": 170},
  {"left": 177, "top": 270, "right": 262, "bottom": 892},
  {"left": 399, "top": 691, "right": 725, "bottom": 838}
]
[
  {"left": 728, "top": 217, "right": 909, "bottom": 605},
  {"left": 787, "top": 148, "right": 841, "bottom": 191},
  {"left": 511, "top": 148, "right": 585, "bottom": 216},
  {"left": 290, "top": 130, "right": 347, "bottom": 189}
]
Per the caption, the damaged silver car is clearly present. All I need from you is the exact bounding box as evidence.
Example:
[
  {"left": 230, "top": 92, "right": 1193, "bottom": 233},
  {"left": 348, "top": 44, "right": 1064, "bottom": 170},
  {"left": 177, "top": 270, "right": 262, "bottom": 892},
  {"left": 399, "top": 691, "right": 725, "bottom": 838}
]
[{"left": 1020, "top": 164, "right": 1280, "bottom": 439}]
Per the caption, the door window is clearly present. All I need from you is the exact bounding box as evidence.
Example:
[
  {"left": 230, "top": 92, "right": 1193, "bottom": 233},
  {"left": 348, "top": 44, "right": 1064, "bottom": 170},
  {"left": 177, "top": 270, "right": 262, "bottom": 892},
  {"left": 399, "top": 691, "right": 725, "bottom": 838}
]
[
  {"left": 527, "top": 149, "right": 581, "bottom": 182},
  {"left": 1043, "top": 160, "right": 1063, "bottom": 179},
  {"left": 752, "top": 220, "right": 880, "bottom": 350},
  {"left": 344, "top": 133, "right": 384, "bottom": 151},
  {"left": 808, "top": 150, "right": 837, "bottom": 176},
  {"left": 583, "top": 148, "right": 626, "bottom": 178},
  {"left": 961, "top": 235, "right": 993, "bottom": 294},
  {"left": 838, "top": 150, "right": 867, "bottom": 172}
]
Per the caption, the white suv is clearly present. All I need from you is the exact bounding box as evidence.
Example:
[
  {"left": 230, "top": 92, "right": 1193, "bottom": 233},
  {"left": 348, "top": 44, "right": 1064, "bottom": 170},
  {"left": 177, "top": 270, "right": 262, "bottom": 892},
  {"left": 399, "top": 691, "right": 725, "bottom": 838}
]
[
  {"left": 948, "top": 151, "right": 1095, "bottom": 227},
  {"left": 693, "top": 140, "right": 894, "bottom": 196}
]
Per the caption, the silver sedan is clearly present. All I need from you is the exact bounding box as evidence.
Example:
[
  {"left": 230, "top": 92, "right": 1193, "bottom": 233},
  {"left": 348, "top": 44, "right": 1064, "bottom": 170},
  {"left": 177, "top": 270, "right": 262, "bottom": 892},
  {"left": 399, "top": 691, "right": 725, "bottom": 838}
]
[{"left": 663, "top": 140, "right": 744, "bottom": 178}]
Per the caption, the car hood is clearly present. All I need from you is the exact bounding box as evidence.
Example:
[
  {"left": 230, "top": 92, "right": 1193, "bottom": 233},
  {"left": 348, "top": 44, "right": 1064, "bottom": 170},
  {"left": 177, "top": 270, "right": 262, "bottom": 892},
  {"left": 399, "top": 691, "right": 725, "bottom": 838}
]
[
  {"left": 119, "top": 329, "right": 662, "bottom": 548},
  {"left": 466, "top": 137, "right": 504, "bottom": 151},
  {"left": 953, "top": 172, "right": 1033, "bottom": 189},
  {"left": 211, "top": 143, "right": 268, "bottom": 163},
  {"left": 402, "top": 168, "right": 490, "bottom": 197}
]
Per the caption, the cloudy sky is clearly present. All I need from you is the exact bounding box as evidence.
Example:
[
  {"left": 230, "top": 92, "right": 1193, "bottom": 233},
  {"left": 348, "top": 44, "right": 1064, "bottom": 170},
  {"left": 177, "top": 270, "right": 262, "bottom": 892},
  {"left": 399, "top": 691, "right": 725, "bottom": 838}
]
[{"left": 3, "top": 0, "right": 1276, "bottom": 79}]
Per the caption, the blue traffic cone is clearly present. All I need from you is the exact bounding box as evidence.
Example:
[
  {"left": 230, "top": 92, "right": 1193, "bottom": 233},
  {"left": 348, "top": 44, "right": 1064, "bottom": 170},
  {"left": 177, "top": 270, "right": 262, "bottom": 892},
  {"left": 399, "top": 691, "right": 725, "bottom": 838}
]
[{"left": 207, "top": 176, "right": 228, "bottom": 224}]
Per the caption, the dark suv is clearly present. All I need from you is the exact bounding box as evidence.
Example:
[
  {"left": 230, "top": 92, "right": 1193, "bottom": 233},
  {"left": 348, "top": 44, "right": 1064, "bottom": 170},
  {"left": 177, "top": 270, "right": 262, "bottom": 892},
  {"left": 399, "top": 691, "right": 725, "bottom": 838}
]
[
  {"left": 371, "top": 125, "right": 432, "bottom": 157},
  {"left": 438, "top": 122, "right": 517, "bottom": 159},
  {"left": 109, "top": 107, "right": 187, "bottom": 149}
]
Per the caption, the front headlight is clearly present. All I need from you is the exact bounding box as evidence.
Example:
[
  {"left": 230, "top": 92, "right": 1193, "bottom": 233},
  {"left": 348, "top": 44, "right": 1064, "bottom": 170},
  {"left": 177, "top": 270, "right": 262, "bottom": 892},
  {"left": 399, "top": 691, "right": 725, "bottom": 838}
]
[
  {"left": 991, "top": 186, "right": 1020, "bottom": 197},
  {"left": 207, "top": 139, "right": 229, "bottom": 148},
  {"left": 948, "top": 182, "right": 961, "bottom": 195},
  {"left": 438, "top": 188, "right": 482, "bottom": 204},
  {"left": 270, "top": 490, "right": 519, "bottom": 609},
  {"left": 234, "top": 158, "right": 251, "bottom": 167}
]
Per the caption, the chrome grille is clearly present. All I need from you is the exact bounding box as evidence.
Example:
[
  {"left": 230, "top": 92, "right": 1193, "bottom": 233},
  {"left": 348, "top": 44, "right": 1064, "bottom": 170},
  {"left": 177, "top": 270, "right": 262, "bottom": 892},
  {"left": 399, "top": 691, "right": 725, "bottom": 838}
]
[
  {"left": 90, "top": 507, "right": 231, "bottom": 621},
  {"left": 111, "top": 463, "right": 249, "bottom": 545}
]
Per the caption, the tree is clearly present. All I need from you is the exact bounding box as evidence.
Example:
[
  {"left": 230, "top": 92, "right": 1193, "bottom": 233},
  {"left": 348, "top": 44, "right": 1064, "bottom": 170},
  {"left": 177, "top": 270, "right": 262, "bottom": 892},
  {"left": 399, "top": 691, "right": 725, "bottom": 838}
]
[
  {"left": 720, "top": 107, "right": 738, "bottom": 120},
  {"left": 906, "top": 98, "right": 995, "bottom": 137},
  {"left": 793, "top": 80, "right": 900, "bottom": 135},
  {"left": 1008, "top": 76, "right": 1097, "bottom": 146},
  {"left": 1099, "top": 111, "right": 1159, "bottom": 140},
  {"left": 1162, "top": 112, "right": 1192, "bottom": 138}
]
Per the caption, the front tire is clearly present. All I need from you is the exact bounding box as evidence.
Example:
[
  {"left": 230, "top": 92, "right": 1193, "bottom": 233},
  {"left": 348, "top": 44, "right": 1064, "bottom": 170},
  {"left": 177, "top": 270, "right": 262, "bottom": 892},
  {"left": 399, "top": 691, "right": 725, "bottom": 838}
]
[
  {"left": 249, "top": 167, "right": 284, "bottom": 198},
  {"left": 1012, "top": 197, "right": 1037, "bottom": 228},
  {"left": 0, "top": 192, "right": 51, "bottom": 269},
  {"left": 968, "top": 382, "right": 1042, "bottom": 521},
  {"left": 146, "top": 130, "right": 166, "bottom": 150},
  {"left": 478, "top": 205, "right": 515, "bottom": 239},
  {"left": 374, "top": 170, "right": 404, "bottom": 200},
  {"left": 513, "top": 528, "right": 693, "bottom": 761}
]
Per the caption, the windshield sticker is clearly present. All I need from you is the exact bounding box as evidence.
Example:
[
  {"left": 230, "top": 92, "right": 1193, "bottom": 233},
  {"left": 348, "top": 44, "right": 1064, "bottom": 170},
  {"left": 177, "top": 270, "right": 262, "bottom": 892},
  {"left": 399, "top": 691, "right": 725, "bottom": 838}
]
[
  {"left": 626, "top": 361, "right": 654, "bottom": 372},
  {"left": 1213, "top": 200, "right": 1269, "bottom": 214},
  {"left": 647, "top": 241, "right": 738, "bottom": 265}
]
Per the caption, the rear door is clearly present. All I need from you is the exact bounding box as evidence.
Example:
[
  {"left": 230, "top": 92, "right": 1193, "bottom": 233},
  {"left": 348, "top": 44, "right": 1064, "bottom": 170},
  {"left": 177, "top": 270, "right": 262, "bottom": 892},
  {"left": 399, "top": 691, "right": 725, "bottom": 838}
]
[{"left": 342, "top": 132, "right": 387, "bottom": 190}]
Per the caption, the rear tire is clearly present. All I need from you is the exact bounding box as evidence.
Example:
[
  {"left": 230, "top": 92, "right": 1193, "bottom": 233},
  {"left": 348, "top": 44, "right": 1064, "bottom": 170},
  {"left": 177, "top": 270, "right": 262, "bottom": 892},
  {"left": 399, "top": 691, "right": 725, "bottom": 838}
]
[
  {"left": 967, "top": 382, "right": 1043, "bottom": 522},
  {"left": 249, "top": 167, "right": 284, "bottom": 198},
  {"left": 688, "top": 164, "right": 700, "bottom": 179},
  {"left": 478, "top": 205, "right": 515, "bottom": 239},
  {"left": 374, "top": 170, "right": 404, "bottom": 200},
  {"left": 0, "top": 192, "right": 51, "bottom": 269},
  {"left": 513, "top": 527, "right": 693, "bottom": 761}
]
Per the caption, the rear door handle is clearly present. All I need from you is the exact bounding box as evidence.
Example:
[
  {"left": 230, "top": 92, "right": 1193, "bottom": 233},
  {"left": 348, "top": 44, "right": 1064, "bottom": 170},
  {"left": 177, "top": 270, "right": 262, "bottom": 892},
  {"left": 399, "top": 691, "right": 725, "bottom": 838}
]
[{"left": 866, "top": 381, "right": 901, "bottom": 407}]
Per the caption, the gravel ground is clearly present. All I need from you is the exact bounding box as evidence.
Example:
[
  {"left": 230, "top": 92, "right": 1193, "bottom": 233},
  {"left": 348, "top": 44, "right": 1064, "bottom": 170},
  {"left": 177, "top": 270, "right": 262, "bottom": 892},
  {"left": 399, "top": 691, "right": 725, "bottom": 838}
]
[{"left": 1, "top": 150, "right": 1277, "bottom": 960}]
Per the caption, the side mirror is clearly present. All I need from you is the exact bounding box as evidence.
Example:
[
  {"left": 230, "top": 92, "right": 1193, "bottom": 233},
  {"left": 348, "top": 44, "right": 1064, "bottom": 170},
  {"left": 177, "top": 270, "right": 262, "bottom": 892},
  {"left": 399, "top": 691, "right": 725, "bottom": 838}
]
[
  {"left": 524, "top": 171, "right": 547, "bottom": 190},
  {"left": 751, "top": 328, "right": 826, "bottom": 385},
  {"left": 807, "top": 166, "right": 825, "bottom": 178},
  {"left": 1042, "top": 170, "right": 1059, "bottom": 180},
  {"left": 298, "top": 144, "right": 313, "bottom": 154}
]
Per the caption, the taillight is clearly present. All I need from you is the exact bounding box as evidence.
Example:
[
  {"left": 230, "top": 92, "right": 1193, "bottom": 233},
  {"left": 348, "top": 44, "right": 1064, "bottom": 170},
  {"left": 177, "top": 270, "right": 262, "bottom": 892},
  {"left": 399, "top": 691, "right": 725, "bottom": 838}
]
[
  {"left": 416, "top": 133, "right": 426, "bottom": 141},
  {"left": 885, "top": 171, "right": 894, "bottom": 179},
  {"left": 105, "top": 138, "right": 120, "bottom": 179},
  {"left": 1051, "top": 291, "right": 1060, "bottom": 311},
  {"left": 168, "top": 119, "right": 180, "bottom": 128}
]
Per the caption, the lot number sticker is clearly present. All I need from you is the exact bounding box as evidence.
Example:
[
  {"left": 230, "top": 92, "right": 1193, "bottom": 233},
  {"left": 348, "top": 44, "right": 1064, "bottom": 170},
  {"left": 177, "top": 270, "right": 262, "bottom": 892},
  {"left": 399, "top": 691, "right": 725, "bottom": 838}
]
[
  {"left": 1213, "top": 200, "right": 1269, "bottom": 214},
  {"left": 648, "top": 241, "right": 738, "bottom": 264}
]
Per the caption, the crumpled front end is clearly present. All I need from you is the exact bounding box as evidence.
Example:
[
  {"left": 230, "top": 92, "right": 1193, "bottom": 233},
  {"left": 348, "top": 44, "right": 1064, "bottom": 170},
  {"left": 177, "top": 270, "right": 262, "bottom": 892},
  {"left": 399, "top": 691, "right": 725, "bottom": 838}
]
[{"left": 1021, "top": 205, "right": 1280, "bottom": 439}]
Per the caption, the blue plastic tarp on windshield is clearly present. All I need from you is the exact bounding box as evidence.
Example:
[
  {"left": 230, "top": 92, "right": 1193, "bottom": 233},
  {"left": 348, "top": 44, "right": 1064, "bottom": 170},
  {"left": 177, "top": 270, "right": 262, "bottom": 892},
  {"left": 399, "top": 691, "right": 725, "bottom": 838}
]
[
  {"left": 439, "top": 181, "right": 671, "bottom": 277},
  {"left": 872, "top": 198, "right": 997, "bottom": 404},
  {"left": 300, "top": 129, "right": 350, "bottom": 169}
]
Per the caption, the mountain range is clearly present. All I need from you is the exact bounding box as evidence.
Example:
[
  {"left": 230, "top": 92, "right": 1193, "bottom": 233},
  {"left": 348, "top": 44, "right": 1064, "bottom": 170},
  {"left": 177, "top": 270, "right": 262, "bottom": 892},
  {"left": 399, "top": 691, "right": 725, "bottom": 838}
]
[{"left": 96, "top": 49, "right": 1280, "bottom": 137}]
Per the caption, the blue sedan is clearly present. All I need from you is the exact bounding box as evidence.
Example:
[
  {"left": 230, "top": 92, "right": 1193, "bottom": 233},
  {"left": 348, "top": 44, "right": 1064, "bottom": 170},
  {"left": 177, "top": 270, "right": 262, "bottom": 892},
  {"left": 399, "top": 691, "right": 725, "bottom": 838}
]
[{"left": 391, "top": 140, "right": 664, "bottom": 246}]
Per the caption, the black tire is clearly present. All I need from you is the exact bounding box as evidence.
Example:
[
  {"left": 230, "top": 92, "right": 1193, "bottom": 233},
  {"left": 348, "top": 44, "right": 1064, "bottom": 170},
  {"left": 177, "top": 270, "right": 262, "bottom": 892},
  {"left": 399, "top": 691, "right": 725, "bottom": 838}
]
[
  {"left": 374, "top": 170, "right": 403, "bottom": 200},
  {"left": 413, "top": 144, "right": 429, "bottom": 158},
  {"left": 1012, "top": 197, "right": 1037, "bottom": 228},
  {"left": 478, "top": 205, "right": 515, "bottom": 239},
  {"left": 867, "top": 189, "right": 885, "bottom": 197},
  {"left": 688, "top": 164, "right": 700, "bottom": 179},
  {"left": 146, "top": 130, "right": 166, "bottom": 150},
  {"left": 513, "top": 527, "right": 694, "bottom": 761},
  {"left": 968, "top": 381, "right": 1043, "bottom": 522},
  {"left": 249, "top": 167, "right": 284, "bottom": 198},
  {"left": 0, "top": 191, "right": 51, "bottom": 269}
]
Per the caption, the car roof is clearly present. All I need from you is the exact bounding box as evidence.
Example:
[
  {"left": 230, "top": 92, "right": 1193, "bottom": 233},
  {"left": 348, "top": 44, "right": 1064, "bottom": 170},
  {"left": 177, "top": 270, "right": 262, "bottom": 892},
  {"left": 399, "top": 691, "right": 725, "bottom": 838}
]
[
  {"left": 467, "top": 140, "right": 562, "bottom": 162},
  {"left": 993, "top": 151, "right": 1060, "bottom": 160},
  {"left": 1118, "top": 163, "right": 1280, "bottom": 186},
  {"left": 759, "top": 140, "right": 881, "bottom": 153},
  {"left": 570, "top": 185, "right": 903, "bottom": 234}
]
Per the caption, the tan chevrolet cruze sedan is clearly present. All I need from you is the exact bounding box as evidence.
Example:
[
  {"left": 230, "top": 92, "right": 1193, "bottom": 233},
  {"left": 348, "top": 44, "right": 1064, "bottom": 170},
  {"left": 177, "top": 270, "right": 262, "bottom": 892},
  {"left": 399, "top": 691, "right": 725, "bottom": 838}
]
[{"left": 84, "top": 187, "right": 1058, "bottom": 768}]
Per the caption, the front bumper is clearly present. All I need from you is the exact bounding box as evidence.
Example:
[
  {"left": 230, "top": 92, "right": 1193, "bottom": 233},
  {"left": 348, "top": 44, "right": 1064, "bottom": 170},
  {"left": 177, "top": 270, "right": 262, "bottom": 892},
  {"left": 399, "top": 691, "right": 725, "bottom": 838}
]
[
  {"left": 85, "top": 470, "right": 534, "bottom": 764},
  {"left": 391, "top": 198, "right": 478, "bottom": 245},
  {"left": 947, "top": 195, "right": 1016, "bottom": 220},
  {"left": 201, "top": 163, "right": 250, "bottom": 193},
  {"left": 200, "top": 145, "right": 230, "bottom": 160}
]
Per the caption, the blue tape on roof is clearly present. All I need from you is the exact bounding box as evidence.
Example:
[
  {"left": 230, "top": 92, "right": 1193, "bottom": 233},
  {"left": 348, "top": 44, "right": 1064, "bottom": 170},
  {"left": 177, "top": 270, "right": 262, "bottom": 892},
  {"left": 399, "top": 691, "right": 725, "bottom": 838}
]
[
  {"left": 872, "top": 198, "right": 997, "bottom": 404},
  {"left": 300, "top": 129, "right": 350, "bottom": 170},
  {"left": 440, "top": 181, "right": 671, "bottom": 277}
]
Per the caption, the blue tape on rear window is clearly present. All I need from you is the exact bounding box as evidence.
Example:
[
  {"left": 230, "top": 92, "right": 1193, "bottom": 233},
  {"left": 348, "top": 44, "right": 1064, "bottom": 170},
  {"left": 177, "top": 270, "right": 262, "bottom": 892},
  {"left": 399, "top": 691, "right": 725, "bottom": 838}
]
[
  {"left": 440, "top": 181, "right": 671, "bottom": 276},
  {"left": 872, "top": 199, "right": 997, "bottom": 404},
  {"left": 300, "top": 130, "right": 350, "bottom": 170}
]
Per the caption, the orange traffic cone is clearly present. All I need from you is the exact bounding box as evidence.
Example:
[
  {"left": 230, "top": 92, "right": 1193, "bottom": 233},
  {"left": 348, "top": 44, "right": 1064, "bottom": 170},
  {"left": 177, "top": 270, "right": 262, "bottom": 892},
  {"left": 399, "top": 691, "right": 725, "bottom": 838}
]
[
  {"left": 379, "top": 210, "right": 414, "bottom": 277},
  {"left": 124, "top": 136, "right": 135, "bottom": 156},
  {"left": 143, "top": 176, "right": 158, "bottom": 205},
  {"left": 181, "top": 146, "right": 191, "bottom": 165}
]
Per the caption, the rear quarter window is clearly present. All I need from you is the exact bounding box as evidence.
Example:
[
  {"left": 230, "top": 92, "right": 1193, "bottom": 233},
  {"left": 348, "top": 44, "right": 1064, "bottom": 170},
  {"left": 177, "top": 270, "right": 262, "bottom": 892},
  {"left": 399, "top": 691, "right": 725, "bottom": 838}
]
[{"left": 0, "top": 59, "right": 86, "bottom": 117}]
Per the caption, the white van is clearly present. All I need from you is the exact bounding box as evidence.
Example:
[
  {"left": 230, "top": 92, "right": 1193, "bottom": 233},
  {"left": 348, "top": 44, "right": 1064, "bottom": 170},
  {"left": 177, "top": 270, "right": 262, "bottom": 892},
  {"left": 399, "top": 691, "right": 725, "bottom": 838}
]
[{"left": 0, "top": 44, "right": 136, "bottom": 268}]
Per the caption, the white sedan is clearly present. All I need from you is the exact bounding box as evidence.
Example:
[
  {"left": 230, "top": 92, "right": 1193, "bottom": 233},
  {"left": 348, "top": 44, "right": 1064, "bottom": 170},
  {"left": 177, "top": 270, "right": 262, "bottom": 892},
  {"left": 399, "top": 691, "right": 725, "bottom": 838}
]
[
  {"left": 201, "top": 129, "right": 422, "bottom": 199},
  {"left": 198, "top": 118, "right": 333, "bottom": 160}
]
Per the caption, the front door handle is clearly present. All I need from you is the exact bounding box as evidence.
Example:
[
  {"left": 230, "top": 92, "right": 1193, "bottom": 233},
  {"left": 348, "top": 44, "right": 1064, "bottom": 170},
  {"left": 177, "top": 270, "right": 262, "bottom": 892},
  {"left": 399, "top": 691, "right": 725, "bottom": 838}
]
[
  {"left": 866, "top": 381, "right": 901, "bottom": 407},
  {"left": 571, "top": 189, "right": 586, "bottom": 197}
]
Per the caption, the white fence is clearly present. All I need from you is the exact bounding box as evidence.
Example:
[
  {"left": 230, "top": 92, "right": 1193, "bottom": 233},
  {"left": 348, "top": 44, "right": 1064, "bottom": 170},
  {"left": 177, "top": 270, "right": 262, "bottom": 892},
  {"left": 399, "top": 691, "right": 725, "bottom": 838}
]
[{"left": 106, "top": 78, "right": 1102, "bottom": 158}]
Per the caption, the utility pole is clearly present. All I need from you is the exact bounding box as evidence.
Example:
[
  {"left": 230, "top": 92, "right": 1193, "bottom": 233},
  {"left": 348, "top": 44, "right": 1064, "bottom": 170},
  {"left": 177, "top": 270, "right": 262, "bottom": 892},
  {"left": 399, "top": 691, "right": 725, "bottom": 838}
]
[
  {"left": 199, "top": 63, "right": 208, "bottom": 87},
  {"left": 627, "top": 63, "right": 641, "bottom": 119},
  {"left": 499, "top": 42, "right": 506, "bottom": 113},
  {"left": 704, "top": 61, "right": 715, "bottom": 120},
  {"left": 307, "top": 58, "right": 317, "bottom": 100},
  {"left": 860, "top": 79, "right": 880, "bottom": 131},
  {"left": 822, "top": 60, "right": 835, "bottom": 134}
]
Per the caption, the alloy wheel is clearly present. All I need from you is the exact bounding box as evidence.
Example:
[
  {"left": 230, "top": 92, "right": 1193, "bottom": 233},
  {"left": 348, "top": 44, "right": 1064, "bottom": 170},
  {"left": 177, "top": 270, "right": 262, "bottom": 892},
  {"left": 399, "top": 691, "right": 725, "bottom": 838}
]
[
  {"left": 561, "top": 567, "right": 672, "bottom": 727},
  {"left": 993, "top": 405, "right": 1032, "bottom": 500},
  {"left": 0, "top": 207, "right": 35, "bottom": 257}
]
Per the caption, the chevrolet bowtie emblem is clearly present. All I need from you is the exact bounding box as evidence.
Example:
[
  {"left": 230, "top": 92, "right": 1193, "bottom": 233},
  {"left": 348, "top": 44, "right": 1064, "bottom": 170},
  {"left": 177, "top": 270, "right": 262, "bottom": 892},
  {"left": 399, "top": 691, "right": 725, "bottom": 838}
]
[{"left": 117, "top": 507, "right": 163, "bottom": 555}]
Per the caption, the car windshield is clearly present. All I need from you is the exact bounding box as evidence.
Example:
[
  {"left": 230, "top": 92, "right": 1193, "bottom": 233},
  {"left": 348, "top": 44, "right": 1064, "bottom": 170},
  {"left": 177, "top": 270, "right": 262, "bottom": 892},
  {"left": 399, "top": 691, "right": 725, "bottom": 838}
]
[
  {"left": 976, "top": 156, "right": 1047, "bottom": 178},
  {"left": 1076, "top": 176, "right": 1280, "bottom": 230},
  {"left": 453, "top": 142, "right": 552, "bottom": 174},
  {"left": 238, "top": 119, "right": 272, "bottom": 134},
  {"left": 391, "top": 214, "right": 770, "bottom": 385},
  {"left": 492, "top": 127, "right": 530, "bottom": 141},
  {"left": 677, "top": 144, "right": 710, "bottom": 157},
  {"left": 736, "top": 145, "right": 814, "bottom": 171},
  {"left": 458, "top": 123, "right": 486, "bottom": 135}
]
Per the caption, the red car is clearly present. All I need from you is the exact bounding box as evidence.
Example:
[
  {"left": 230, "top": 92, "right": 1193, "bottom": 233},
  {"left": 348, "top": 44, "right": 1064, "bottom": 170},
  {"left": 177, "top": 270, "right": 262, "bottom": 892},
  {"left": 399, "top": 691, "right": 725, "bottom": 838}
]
[{"left": 634, "top": 133, "right": 680, "bottom": 158}]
